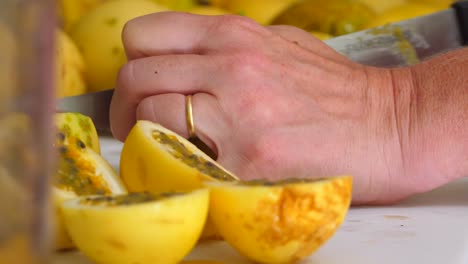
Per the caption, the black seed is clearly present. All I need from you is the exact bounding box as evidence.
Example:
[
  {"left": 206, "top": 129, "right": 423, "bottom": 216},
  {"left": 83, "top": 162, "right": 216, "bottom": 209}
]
[
  {"left": 77, "top": 140, "right": 86, "bottom": 149},
  {"left": 58, "top": 146, "right": 68, "bottom": 154}
]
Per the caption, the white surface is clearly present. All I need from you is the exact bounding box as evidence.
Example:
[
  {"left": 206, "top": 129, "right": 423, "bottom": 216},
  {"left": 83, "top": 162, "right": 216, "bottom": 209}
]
[{"left": 54, "top": 137, "right": 468, "bottom": 264}]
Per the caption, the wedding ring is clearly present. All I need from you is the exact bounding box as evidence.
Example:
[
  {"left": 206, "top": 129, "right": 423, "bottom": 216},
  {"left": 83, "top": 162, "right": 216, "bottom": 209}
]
[{"left": 185, "top": 95, "right": 196, "bottom": 138}]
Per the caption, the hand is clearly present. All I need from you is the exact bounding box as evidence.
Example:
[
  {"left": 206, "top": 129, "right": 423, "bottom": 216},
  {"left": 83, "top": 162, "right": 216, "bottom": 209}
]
[{"left": 110, "top": 12, "right": 435, "bottom": 205}]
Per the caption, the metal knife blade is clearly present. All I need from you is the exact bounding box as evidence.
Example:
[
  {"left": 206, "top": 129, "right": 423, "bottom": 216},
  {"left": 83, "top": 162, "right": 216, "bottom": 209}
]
[
  {"left": 56, "top": 3, "right": 468, "bottom": 133},
  {"left": 325, "top": 8, "right": 464, "bottom": 67},
  {"left": 56, "top": 89, "right": 114, "bottom": 134}
]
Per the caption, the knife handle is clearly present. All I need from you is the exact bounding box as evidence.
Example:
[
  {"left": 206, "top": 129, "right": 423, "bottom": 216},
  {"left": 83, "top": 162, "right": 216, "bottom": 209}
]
[{"left": 453, "top": 0, "right": 468, "bottom": 45}]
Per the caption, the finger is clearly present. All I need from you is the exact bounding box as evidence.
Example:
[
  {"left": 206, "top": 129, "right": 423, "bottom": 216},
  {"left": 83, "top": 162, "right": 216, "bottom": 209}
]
[
  {"left": 110, "top": 54, "right": 220, "bottom": 140},
  {"left": 135, "top": 93, "right": 226, "bottom": 155},
  {"left": 267, "top": 25, "right": 350, "bottom": 63},
  {"left": 123, "top": 11, "right": 267, "bottom": 59}
]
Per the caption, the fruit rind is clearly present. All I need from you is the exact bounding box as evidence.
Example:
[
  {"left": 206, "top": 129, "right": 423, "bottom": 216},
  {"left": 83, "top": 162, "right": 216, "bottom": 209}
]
[
  {"left": 120, "top": 120, "right": 237, "bottom": 193},
  {"left": 61, "top": 189, "right": 210, "bottom": 264},
  {"left": 208, "top": 176, "right": 352, "bottom": 264}
]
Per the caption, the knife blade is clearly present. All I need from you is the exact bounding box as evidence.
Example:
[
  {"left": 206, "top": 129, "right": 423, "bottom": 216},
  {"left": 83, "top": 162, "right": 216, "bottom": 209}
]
[
  {"left": 325, "top": 2, "right": 468, "bottom": 67},
  {"left": 56, "top": 89, "right": 114, "bottom": 134},
  {"left": 56, "top": 2, "right": 468, "bottom": 133}
]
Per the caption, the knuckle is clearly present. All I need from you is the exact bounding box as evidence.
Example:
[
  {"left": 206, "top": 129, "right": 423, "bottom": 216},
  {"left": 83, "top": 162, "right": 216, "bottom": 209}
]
[
  {"left": 212, "top": 14, "right": 266, "bottom": 37},
  {"left": 245, "top": 134, "right": 281, "bottom": 169},
  {"left": 228, "top": 51, "right": 270, "bottom": 80},
  {"left": 116, "top": 61, "right": 136, "bottom": 96}
]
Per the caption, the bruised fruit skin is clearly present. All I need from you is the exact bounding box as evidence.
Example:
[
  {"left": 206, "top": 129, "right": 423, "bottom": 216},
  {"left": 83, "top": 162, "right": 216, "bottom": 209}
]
[
  {"left": 208, "top": 176, "right": 352, "bottom": 264},
  {"left": 120, "top": 120, "right": 237, "bottom": 193},
  {"left": 61, "top": 189, "right": 210, "bottom": 264}
]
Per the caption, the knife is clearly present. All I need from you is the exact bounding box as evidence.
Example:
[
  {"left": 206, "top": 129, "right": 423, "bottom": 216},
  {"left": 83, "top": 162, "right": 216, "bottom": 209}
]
[{"left": 56, "top": 1, "right": 468, "bottom": 134}]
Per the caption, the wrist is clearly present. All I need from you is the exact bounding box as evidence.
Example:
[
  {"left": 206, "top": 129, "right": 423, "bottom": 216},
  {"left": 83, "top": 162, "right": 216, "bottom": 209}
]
[{"left": 405, "top": 49, "right": 468, "bottom": 192}]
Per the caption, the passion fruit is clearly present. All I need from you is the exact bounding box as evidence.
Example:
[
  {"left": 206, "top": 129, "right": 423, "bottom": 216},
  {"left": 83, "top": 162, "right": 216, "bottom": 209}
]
[
  {"left": 271, "top": 0, "right": 376, "bottom": 36},
  {"left": 52, "top": 113, "right": 126, "bottom": 250},
  {"left": 60, "top": 189, "right": 209, "bottom": 264},
  {"left": 207, "top": 176, "right": 352, "bottom": 264},
  {"left": 120, "top": 120, "right": 237, "bottom": 193},
  {"left": 54, "top": 112, "right": 100, "bottom": 153},
  {"left": 120, "top": 121, "right": 237, "bottom": 241}
]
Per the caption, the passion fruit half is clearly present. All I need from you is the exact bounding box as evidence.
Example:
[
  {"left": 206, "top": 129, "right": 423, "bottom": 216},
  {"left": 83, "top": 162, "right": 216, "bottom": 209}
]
[
  {"left": 207, "top": 176, "right": 353, "bottom": 264},
  {"left": 54, "top": 112, "right": 100, "bottom": 153},
  {"left": 61, "top": 189, "right": 210, "bottom": 264},
  {"left": 120, "top": 120, "right": 237, "bottom": 192},
  {"left": 53, "top": 113, "right": 126, "bottom": 250},
  {"left": 120, "top": 120, "right": 237, "bottom": 241}
]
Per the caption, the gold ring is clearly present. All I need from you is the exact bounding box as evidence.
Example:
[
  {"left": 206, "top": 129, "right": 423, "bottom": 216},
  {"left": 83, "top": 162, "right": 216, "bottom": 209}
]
[{"left": 185, "top": 95, "right": 196, "bottom": 138}]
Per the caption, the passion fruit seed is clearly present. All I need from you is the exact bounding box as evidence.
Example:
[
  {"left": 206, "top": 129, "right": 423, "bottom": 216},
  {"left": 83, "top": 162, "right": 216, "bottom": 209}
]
[
  {"left": 151, "top": 130, "right": 236, "bottom": 181},
  {"left": 81, "top": 192, "right": 185, "bottom": 206},
  {"left": 57, "top": 132, "right": 66, "bottom": 142},
  {"left": 55, "top": 140, "right": 111, "bottom": 195}
]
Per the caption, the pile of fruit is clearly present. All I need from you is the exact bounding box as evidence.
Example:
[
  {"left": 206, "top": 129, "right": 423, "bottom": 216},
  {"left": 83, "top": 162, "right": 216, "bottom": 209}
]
[
  {"left": 55, "top": 0, "right": 455, "bottom": 98},
  {"left": 51, "top": 113, "right": 353, "bottom": 264}
]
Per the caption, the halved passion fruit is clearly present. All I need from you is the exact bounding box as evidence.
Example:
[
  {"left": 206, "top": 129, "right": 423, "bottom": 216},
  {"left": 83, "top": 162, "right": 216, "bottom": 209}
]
[
  {"left": 120, "top": 120, "right": 238, "bottom": 192},
  {"left": 120, "top": 121, "right": 238, "bottom": 241},
  {"left": 53, "top": 113, "right": 126, "bottom": 250},
  {"left": 60, "top": 189, "right": 210, "bottom": 264},
  {"left": 54, "top": 112, "right": 101, "bottom": 153},
  {"left": 207, "top": 176, "right": 353, "bottom": 264}
]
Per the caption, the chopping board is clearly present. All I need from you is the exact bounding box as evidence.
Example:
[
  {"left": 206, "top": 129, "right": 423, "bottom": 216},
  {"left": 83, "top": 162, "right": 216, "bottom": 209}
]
[{"left": 53, "top": 137, "right": 468, "bottom": 264}]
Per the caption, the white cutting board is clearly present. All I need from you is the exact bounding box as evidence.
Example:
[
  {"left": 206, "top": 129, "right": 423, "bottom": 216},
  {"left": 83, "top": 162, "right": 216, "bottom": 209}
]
[{"left": 53, "top": 137, "right": 468, "bottom": 264}]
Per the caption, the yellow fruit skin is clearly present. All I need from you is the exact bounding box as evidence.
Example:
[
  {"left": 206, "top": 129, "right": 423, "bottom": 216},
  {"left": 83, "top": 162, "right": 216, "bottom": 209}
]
[
  {"left": 71, "top": 0, "right": 167, "bottom": 92},
  {"left": 214, "top": 0, "right": 299, "bottom": 25},
  {"left": 120, "top": 121, "right": 236, "bottom": 241},
  {"left": 189, "top": 6, "right": 231, "bottom": 16},
  {"left": 54, "top": 112, "right": 100, "bottom": 154},
  {"left": 151, "top": 0, "right": 196, "bottom": 10},
  {"left": 61, "top": 189, "right": 210, "bottom": 264},
  {"left": 55, "top": 29, "right": 87, "bottom": 98},
  {"left": 365, "top": 3, "right": 442, "bottom": 28},
  {"left": 408, "top": 0, "right": 454, "bottom": 9},
  {"left": 271, "top": 0, "right": 375, "bottom": 36},
  {"left": 309, "top": 31, "right": 332, "bottom": 41},
  {"left": 356, "top": 0, "right": 406, "bottom": 14},
  {"left": 53, "top": 189, "right": 76, "bottom": 250},
  {"left": 52, "top": 140, "right": 127, "bottom": 250},
  {"left": 57, "top": 0, "right": 105, "bottom": 32},
  {"left": 208, "top": 176, "right": 352, "bottom": 264},
  {"left": 121, "top": 120, "right": 235, "bottom": 192}
]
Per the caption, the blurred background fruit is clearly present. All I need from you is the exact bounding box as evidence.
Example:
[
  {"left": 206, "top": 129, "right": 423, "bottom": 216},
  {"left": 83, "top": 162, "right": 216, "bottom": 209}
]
[
  {"left": 310, "top": 31, "right": 333, "bottom": 40},
  {"left": 211, "top": 0, "right": 299, "bottom": 25},
  {"left": 188, "top": 5, "right": 231, "bottom": 16},
  {"left": 356, "top": 0, "right": 407, "bottom": 14},
  {"left": 365, "top": 2, "right": 443, "bottom": 28},
  {"left": 56, "top": 0, "right": 106, "bottom": 32},
  {"left": 51, "top": 0, "right": 454, "bottom": 97},
  {"left": 70, "top": 0, "right": 168, "bottom": 92},
  {"left": 151, "top": 0, "right": 196, "bottom": 10},
  {"left": 407, "top": 0, "right": 455, "bottom": 9},
  {"left": 55, "top": 29, "right": 87, "bottom": 98},
  {"left": 271, "top": 0, "right": 376, "bottom": 36}
]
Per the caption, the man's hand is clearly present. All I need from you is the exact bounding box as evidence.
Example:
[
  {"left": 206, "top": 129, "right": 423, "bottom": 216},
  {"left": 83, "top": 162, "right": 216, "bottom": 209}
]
[{"left": 110, "top": 11, "right": 465, "bottom": 205}]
